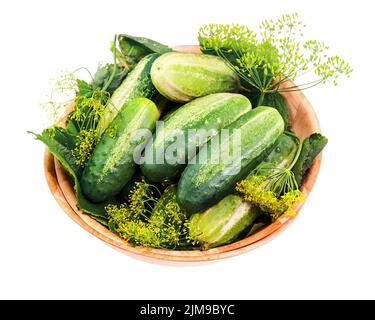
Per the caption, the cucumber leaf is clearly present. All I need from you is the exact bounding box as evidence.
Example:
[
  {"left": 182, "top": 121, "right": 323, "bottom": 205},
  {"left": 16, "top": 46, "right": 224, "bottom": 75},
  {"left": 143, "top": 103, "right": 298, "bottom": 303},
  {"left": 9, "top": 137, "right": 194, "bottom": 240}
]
[
  {"left": 292, "top": 133, "right": 328, "bottom": 186},
  {"left": 118, "top": 34, "right": 172, "bottom": 67},
  {"left": 30, "top": 128, "right": 81, "bottom": 177},
  {"left": 262, "top": 92, "right": 289, "bottom": 129},
  {"left": 76, "top": 79, "right": 94, "bottom": 98},
  {"left": 29, "top": 128, "right": 110, "bottom": 223},
  {"left": 92, "top": 63, "right": 128, "bottom": 95}
]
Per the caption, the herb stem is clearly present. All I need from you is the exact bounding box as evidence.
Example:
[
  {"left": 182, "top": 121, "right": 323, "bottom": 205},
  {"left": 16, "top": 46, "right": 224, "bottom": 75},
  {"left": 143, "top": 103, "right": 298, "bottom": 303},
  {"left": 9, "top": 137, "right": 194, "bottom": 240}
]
[
  {"left": 71, "top": 67, "right": 94, "bottom": 81},
  {"left": 102, "top": 35, "right": 118, "bottom": 93},
  {"left": 278, "top": 79, "right": 324, "bottom": 92},
  {"left": 288, "top": 135, "right": 304, "bottom": 170},
  {"left": 257, "top": 92, "right": 265, "bottom": 106}
]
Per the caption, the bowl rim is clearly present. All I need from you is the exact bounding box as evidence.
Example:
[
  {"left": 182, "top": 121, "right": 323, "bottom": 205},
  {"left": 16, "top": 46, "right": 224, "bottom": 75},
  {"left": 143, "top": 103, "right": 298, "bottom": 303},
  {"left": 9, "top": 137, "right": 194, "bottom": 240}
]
[{"left": 43, "top": 45, "right": 322, "bottom": 264}]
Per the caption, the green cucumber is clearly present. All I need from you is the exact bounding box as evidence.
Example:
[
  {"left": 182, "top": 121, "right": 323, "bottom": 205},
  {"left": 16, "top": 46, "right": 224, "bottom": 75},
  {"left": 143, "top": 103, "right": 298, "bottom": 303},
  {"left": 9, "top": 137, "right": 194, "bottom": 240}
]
[
  {"left": 189, "top": 195, "right": 261, "bottom": 249},
  {"left": 141, "top": 93, "right": 252, "bottom": 182},
  {"left": 188, "top": 133, "right": 299, "bottom": 248},
  {"left": 98, "top": 53, "right": 159, "bottom": 133},
  {"left": 81, "top": 98, "right": 159, "bottom": 203},
  {"left": 177, "top": 106, "right": 284, "bottom": 213},
  {"left": 151, "top": 52, "right": 240, "bottom": 102}
]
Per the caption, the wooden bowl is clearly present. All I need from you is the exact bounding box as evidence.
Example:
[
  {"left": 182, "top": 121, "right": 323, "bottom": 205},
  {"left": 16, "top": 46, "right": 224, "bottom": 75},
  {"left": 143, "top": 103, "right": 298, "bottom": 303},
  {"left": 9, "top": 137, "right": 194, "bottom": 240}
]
[{"left": 44, "top": 45, "right": 322, "bottom": 264}]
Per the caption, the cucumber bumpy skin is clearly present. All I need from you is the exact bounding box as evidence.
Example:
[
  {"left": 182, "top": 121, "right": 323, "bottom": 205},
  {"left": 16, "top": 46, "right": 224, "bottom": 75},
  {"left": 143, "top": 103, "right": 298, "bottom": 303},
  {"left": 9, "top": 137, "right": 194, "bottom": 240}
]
[
  {"left": 177, "top": 107, "right": 284, "bottom": 214},
  {"left": 97, "top": 53, "right": 159, "bottom": 133},
  {"left": 151, "top": 52, "right": 240, "bottom": 102},
  {"left": 188, "top": 133, "right": 299, "bottom": 248},
  {"left": 81, "top": 98, "right": 159, "bottom": 203},
  {"left": 141, "top": 93, "right": 252, "bottom": 182},
  {"left": 189, "top": 195, "right": 261, "bottom": 249}
]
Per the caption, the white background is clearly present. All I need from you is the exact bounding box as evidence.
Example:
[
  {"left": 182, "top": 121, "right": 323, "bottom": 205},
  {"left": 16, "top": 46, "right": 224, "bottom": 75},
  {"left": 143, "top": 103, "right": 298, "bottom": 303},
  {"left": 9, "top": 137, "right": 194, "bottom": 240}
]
[{"left": 1, "top": 0, "right": 374, "bottom": 300}]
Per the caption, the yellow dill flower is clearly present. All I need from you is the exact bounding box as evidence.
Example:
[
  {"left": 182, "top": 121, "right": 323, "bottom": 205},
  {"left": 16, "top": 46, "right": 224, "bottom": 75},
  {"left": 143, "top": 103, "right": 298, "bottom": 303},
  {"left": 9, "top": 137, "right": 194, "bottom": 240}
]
[
  {"left": 77, "top": 89, "right": 108, "bottom": 123},
  {"left": 106, "top": 126, "right": 117, "bottom": 139},
  {"left": 71, "top": 129, "right": 100, "bottom": 166},
  {"left": 235, "top": 177, "right": 304, "bottom": 221},
  {"left": 106, "top": 180, "right": 192, "bottom": 249}
]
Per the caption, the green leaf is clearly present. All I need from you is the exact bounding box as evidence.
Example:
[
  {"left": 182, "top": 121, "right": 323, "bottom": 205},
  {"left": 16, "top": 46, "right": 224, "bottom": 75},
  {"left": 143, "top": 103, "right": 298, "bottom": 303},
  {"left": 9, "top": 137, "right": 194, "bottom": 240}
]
[
  {"left": 76, "top": 79, "right": 94, "bottom": 98},
  {"left": 92, "top": 63, "right": 127, "bottom": 95},
  {"left": 118, "top": 34, "right": 171, "bottom": 67},
  {"left": 29, "top": 128, "right": 81, "bottom": 176},
  {"left": 262, "top": 92, "right": 289, "bottom": 129},
  {"left": 29, "top": 128, "right": 110, "bottom": 223},
  {"left": 292, "top": 133, "right": 328, "bottom": 186},
  {"left": 119, "top": 34, "right": 172, "bottom": 54},
  {"left": 65, "top": 118, "right": 80, "bottom": 136}
]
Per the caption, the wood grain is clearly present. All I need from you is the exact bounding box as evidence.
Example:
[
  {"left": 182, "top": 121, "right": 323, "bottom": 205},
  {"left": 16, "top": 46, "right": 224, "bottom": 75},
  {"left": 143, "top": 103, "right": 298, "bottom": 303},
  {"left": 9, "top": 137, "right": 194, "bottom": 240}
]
[{"left": 44, "top": 45, "right": 322, "bottom": 263}]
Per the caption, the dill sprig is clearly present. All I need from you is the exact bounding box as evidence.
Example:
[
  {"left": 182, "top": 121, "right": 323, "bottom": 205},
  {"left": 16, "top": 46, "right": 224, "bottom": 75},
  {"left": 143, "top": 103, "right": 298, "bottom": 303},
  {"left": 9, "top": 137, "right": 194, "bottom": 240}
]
[
  {"left": 199, "top": 13, "right": 352, "bottom": 104},
  {"left": 67, "top": 87, "right": 110, "bottom": 166},
  {"left": 253, "top": 162, "right": 300, "bottom": 196},
  {"left": 70, "top": 129, "right": 100, "bottom": 166},
  {"left": 236, "top": 176, "right": 304, "bottom": 221},
  {"left": 235, "top": 132, "right": 305, "bottom": 220},
  {"left": 106, "top": 180, "right": 193, "bottom": 249},
  {"left": 40, "top": 69, "right": 85, "bottom": 126},
  {"left": 41, "top": 36, "right": 122, "bottom": 167}
]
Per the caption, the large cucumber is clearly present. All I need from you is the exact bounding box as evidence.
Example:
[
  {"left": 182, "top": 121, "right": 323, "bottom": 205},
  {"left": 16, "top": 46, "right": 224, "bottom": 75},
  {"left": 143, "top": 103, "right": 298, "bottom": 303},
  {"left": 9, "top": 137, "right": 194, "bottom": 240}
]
[
  {"left": 177, "top": 107, "right": 284, "bottom": 213},
  {"left": 81, "top": 98, "right": 159, "bottom": 202},
  {"left": 188, "top": 133, "right": 299, "bottom": 248},
  {"left": 151, "top": 52, "right": 240, "bottom": 102},
  {"left": 97, "top": 54, "right": 159, "bottom": 133},
  {"left": 141, "top": 93, "right": 252, "bottom": 182}
]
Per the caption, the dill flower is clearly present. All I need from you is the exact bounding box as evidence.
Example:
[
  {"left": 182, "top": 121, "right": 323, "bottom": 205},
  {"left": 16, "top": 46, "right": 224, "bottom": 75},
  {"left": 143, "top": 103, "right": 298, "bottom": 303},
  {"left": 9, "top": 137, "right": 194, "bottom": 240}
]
[
  {"left": 235, "top": 177, "right": 304, "bottom": 221},
  {"left": 199, "top": 13, "right": 352, "bottom": 105},
  {"left": 106, "top": 181, "right": 193, "bottom": 249},
  {"left": 71, "top": 129, "right": 100, "bottom": 166}
]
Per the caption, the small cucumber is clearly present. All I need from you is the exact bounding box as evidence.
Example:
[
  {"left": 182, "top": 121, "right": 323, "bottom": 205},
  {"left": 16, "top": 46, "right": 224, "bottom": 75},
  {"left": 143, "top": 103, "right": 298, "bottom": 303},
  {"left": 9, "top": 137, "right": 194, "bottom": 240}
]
[
  {"left": 189, "top": 195, "right": 261, "bottom": 249},
  {"left": 141, "top": 93, "right": 252, "bottom": 182},
  {"left": 98, "top": 53, "right": 159, "bottom": 133},
  {"left": 188, "top": 133, "right": 299, "bottom": 248},
  {"left": 81, "top": 98, "right": 159, "bottom": 203},
  {"left": 151, "top": 52, "right": 240, "bottom": 102},
  {"left": 177, "top": 107, "right": 284, "bottom": 213}
]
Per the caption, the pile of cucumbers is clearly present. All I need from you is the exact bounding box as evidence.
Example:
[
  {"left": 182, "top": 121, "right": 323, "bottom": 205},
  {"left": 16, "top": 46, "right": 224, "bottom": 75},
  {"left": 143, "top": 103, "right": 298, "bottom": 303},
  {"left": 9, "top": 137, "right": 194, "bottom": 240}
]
[
  {"left": 34, "top": 35, "right": 327, "bottom": 250},
  {"left": 81, "top": 51, "right": 283, "bottom": 210},
  {"left": 77, "top": 48, "right": 289, "bottom": 247}
]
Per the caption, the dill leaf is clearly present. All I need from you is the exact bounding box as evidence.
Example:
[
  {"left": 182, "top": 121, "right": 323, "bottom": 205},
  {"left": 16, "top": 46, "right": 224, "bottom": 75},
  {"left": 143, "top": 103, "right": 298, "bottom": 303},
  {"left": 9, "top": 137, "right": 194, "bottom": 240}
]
[{"left": 198, "top": 13, "right": 352, "bottom": 101}]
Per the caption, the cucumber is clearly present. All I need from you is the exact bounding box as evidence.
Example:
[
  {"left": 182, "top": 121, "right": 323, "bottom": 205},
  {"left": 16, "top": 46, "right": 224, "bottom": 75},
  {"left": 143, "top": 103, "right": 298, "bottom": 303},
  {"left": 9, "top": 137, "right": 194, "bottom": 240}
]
[
  {"left": 151, "top": 52, "right": 240, "bottom": 102},
  {"left": 81, "top": 98, "right": 159, "bottom": 203},
  {"left": 188, "top": 133, "right": 299, "bottom": 248},
  {"left": 177, "top": 106, "right": 284, "bottom": 213},
  {"left": 141, "top": 93, "right": 252, "bottom": 182},
  {"left": 254, "top": 132, "right": 299, "bottom": 175},
  {"left": 97, "top": 53, "right": 159, "bottom": 133},
  {"left": 189, "top": 195, "right": 261, "bottom": 249}
]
